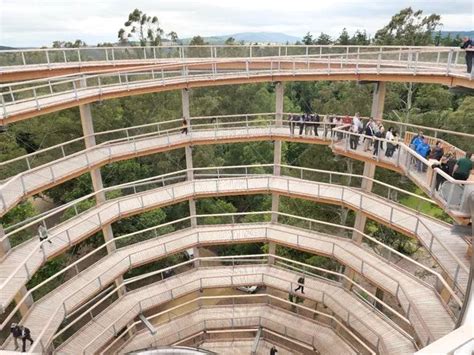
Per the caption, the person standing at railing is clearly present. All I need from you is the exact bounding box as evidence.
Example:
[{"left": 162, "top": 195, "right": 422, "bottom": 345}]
[
  {"left": 429, "top": 141, "right": 444, "bottom": 161},
  {"left": 385, "top": 127, "right": 396, "bottom": 157},
  {"left": 363, "top": 119, "right": 375, "bottom": 152},
  {"left": 373, "top": 126, "right": 385, "bottom": 158},
  {"left": 298, "top": 115, "right": 305, "bottom": 136},
  {"left": 452, "top": 152, "right": 473, "bottom": 181},
  {"left": 349, "top": 117, "right": 359, "bottom": 149},
  {"left": 433, "top": 152, "right": 457, "bottom": 190},
  {"left": 461, "top": 37, "right": 473, "bottom": 73},
  {"left": 288, "top": 114, "right": 295, "bottom": 135},
  {"left": 180, "top": 118, "right": 188, "bottom": 135},
  {"left": 314, "top": 113, "right": 320, "bottom": 137},
  {"left": 304, "top": 113, "right": 312, "bottom": 135},
  {"left": 322, "top": 115, "right": 331, "bottom": 138},
  {"left": 415, "top": 138, "right": 431, "bottom": 172}
]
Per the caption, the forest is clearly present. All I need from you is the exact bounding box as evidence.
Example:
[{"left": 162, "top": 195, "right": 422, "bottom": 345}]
[{"left": 1, "top": 7, "right": 473, "bottom": 292}]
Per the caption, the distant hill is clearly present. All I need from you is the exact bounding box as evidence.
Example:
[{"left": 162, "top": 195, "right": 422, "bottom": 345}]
[
  {"left": 0, "top": 45, "right": 16, "bottom": 50},
  {"left": 182, "top": 32, "right": 301, "bottom": 44},
  {"left": 439, "top": 30, "right": 474, "bottom": 38}
]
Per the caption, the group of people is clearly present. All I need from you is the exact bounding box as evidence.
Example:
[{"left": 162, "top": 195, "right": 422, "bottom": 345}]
[
  {"left": 288, "top": 113, "right": 351, "bottom": 138},
  {"left": 10, "top": 323, "right": 34, "bottom": 352},
  {"left": 348, "top": 113, "right": 399, "bottom": 158},
  {"left": 410, "top": 131, "right": 473, "bottom": 189}
]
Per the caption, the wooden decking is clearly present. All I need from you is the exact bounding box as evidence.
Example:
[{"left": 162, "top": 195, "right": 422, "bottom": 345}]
[
  {"left": 1, "top": 62, "right": 473, "bottom": 125},
  {"left": 1, "top": 125, "right": 471, "bottom": 220},
  {"left": 56, "top": 265, "right": 414, "bottom": 354},
  {"left": 1, "top": 126, "right": 327, "bottom": 214},
  {"left": 1, "top": 176, "right": 468, "bottom": 312},
  {"left": 1, "top": 224, "right": 454, "bottom": 353},
  {"left": 118, "top": 305, "right": 356, "bottom": 355}
]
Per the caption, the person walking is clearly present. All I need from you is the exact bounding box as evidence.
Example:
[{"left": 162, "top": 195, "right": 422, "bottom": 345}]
[
  {"left": 270, "top": 345, "right": 278, "bottom": 355},
  {"left": 461, "top": 37, "right": 473, "bottom": 73},
  {"left": 38, "top": 224, "right": 52, "bottom": 250},
  {"left": 349, "top": 117, "right": 359, "bottom": 149},
  {"left": 452, "top": 152, "right": 473, "bottom": 181},
  {"left": 294, "top": 276, "right": 305, "bottom": 294},
  {"left": 180, "top": 118, "right": 188, "bottom": 135},
  {"left": 10, "top": 323, "right": 21, "bottom": 350},
  {"left": 21, "top": 326, "right": 34, "bottom": 352}
]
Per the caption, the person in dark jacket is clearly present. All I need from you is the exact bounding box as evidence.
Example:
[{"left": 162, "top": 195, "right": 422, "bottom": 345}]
[
  {"left": 180, "top": 118, "right": 188, "bottom": 135},
  {"left": 298, "top": 115, "right": 305, "bottom": 136},
  {"left": 314, "top": 114, "right": 320, "bottom": 137},
  {"left": 461, "top": 37, "right": 473, "bottom": 73},
  {"left": 270, "top": 346, "right": 278, "bottom": 355},
  {"left": 429, "top": 141, "right": 444, "bottom": 161},
  {"left": 433, "top": 152, "right": 456, "bottom": 190},
  {"left": 294, "top": 276, "right": 305, "bottom": 294},
  {"left": 10, "top": 323, "right": 21, "bottom": 350},
  {"left": 373, "top": 126, "right": 385, "bottom": 157},
  {"left": 21, "top": 326, "right": 34, "bottom": 352}
]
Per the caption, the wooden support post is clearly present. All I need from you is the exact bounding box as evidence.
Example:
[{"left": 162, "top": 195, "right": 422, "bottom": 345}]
[
  {"left": 182, "top": 88, "right": 197, "bottom": 228},
  {"left": 78, "top": 81, "right": 116, "bottom": 254},
  {"left": 0, "top": 225, "right": 10, "bottom": 258},
  {"left": 13, "top": 286, "right": 33, "bottom": 317},
  {"left": 272, "top": 82, "right": 284, "bottom": 223}
]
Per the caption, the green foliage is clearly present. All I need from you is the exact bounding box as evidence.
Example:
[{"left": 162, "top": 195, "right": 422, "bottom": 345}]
[
  {"left": 1, "top": 201, "right": 36, "bottom": 228},
  {"left": 26, "top": 254, "right": 68, "bottom": 300},
  {"left": 118, "top": 9, "right": 164, "bottom": 46},
  {"left": 374, "top": 7, "right": 441, "bottom": 45},
  {"left": 366, "top": 221, "right": 419, "bottom": 255}
]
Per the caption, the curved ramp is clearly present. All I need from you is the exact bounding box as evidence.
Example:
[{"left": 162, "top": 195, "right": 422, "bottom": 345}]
[
  {"left": 2, "top": 224, "right": 450, "bottom": 352},
  {"left": 56, "top": 266, "right": 412, "bottom": 354},
  {"left": 1, "top": 176, "right": 468, "bottom": 310},
  {"left": 118, "top": 305, "right": 357, "bottom": 355}
]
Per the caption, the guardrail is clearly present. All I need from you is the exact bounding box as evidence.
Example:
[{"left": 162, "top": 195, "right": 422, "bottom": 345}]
[
  {"left": 0, "top": 47, "right": 472, "bottom": 121},
  {"left": 330, "top": 126, "right": 473, "bottom": 215},
  {"left": 104, "top": 299, "right": 370, "bottom": 354},
  {"left": 101, "top": 297, "right": 376, "bottom": 354},
  {"left": 1, "top": 213, "right": 457, "bottom": 350},
  {"left": 0, "top": 166, "right": 467, "bottom": 309},
  {"left": 38, "top": 254, "right": 400, "bottom": 354},
  {"left": 1, "top": 111, "right": 471, "bottom": 183},
  {"left": 0, "top": 44, "right": 468, "bottom": 69}
]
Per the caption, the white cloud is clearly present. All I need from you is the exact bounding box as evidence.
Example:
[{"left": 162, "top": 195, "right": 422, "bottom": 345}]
[{"left": 0, "top": 0, "right": 472, "bottom": 47}]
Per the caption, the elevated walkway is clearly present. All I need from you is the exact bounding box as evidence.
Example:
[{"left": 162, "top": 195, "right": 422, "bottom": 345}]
[
  {"left": 117, "top": 305, "right": 357, "bottom": 355},
  {"left": 1, "top": 223, "right": 455, "bottom": 352},
  {"left": 1, "top": 175, "right": 468, "bottom": 311},
  {"left": 1, "top": 45, "right": 470, "bottom": 82},
  {"left": 1, "top": 118, "right": 471, "bottom": 221},
  {"left": 1, "top": 49, "right": 473, "bottom": 124},
  {"left": 55, "top": 265, "right": 412, "bottom": 354}
]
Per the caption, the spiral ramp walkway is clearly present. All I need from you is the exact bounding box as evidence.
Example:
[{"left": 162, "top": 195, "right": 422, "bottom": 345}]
[{"left": 0, "top": 45, "right": 473, "bottom": 354}]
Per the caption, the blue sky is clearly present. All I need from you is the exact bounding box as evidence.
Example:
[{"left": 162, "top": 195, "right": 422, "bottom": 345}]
[{"left": 1, "top": 0, "right": 473, "bottom": 47}]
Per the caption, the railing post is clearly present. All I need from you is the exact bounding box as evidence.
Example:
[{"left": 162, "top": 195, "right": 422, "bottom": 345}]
[{"left": 446, "top": 50, "right": 453, "bottom": 75}]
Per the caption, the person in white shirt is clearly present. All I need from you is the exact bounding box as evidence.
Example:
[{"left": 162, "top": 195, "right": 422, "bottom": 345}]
[{"left": 385, "top": 127, "right": 396, "bottom": 157}]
